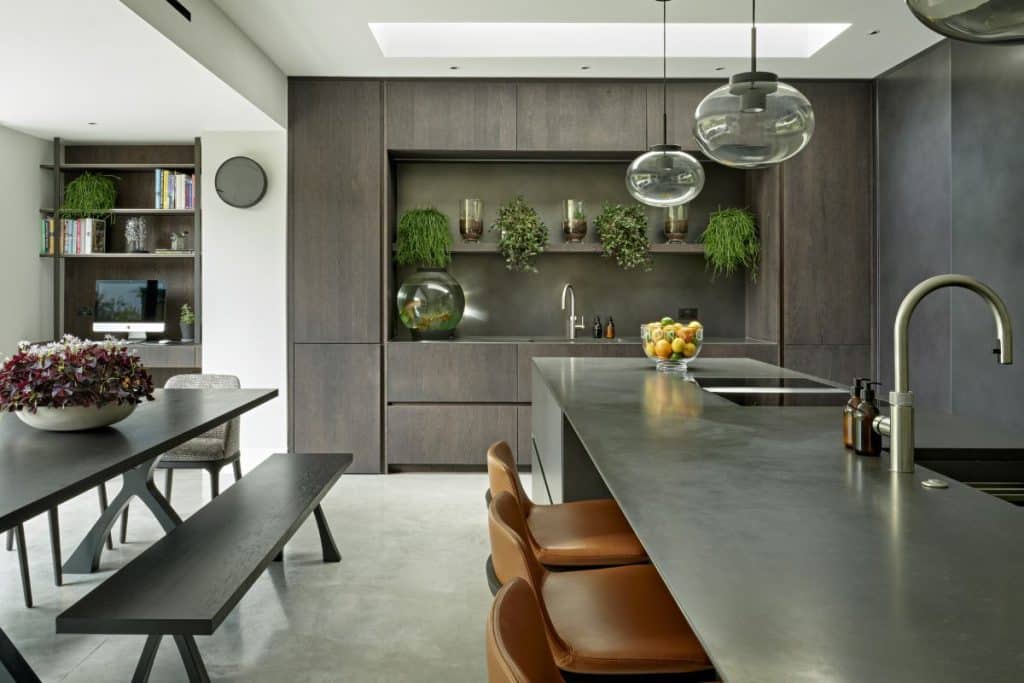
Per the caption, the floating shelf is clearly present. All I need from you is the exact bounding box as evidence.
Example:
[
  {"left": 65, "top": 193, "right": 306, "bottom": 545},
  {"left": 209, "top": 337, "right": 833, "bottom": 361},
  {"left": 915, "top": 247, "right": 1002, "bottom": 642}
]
[
  {"left": 40, "top": 253, "right": 196, "bottom": 259},
  {"left": 39, "top": 208, "right": 195, "bottom": 216},
  {"left": 40, "top": 163, "right": 195, "bottom": 171},
  {"left": 393, "top": 242, "right": 704, "bottom": 255}
]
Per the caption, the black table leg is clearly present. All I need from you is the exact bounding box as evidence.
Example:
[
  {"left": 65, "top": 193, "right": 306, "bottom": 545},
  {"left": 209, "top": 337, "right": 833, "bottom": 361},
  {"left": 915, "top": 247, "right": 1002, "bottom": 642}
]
[
  {"left": 48, "top": 509, "right": 62, "bottom": 587},
  {"left": 0, "top": 626, "right": 41, "bottom": 683},
  {"left": 313, "top": 505, "right": 341, "bottom": 563},
  {"left": 131, "top": 635, "right": 162, "bottom": 683},
  {"left": 173, "top": 635, "right": 210, "bottom": 683},
  {"left": 64, "top": 456, "right": 182, "bottom": 574}
]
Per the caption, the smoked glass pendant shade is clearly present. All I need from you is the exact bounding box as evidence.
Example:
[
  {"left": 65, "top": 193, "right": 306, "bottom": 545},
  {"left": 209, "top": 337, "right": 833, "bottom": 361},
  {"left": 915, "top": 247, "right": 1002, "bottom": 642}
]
[
  {"left": 693, "top": 73, "right": 815, "bottom": 170},
  {"left": 906, "top": 0, "right": 1024, "bottom": 43},
  {"left": 626, "top": 145, "right": 706, "bottom": 208}
]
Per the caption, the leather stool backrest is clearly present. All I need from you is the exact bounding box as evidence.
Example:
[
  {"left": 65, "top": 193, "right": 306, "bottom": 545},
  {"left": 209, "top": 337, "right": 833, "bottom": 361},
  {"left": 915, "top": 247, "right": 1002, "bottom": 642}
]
[
  {"left": 486, "top": 578, "right": 565, "bottom": 683},
  {"left": 487, "top": 441, "right": 533, "bottom": 513}
]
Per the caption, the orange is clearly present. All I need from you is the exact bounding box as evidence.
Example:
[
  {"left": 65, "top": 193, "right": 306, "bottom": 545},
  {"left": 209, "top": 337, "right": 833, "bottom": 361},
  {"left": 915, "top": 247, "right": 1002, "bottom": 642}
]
[
  {"left": 654, "top": 339, "right": 672, "bottom": 359},
  {"left": 682, "top": 342, "right": 697, "bottom": 358},
  {"left": 671, "top": 338, "right": 686, "bottom": 354}
]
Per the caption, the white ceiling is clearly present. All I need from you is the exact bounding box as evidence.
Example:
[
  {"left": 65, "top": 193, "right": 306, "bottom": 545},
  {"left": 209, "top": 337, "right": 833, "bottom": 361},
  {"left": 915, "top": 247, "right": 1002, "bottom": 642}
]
[
  {"left": 0, "top": 0, "right": 280, "bottom": 142},
  {"left": 213, "top": 0, "right": 943, "bottom": 79}
]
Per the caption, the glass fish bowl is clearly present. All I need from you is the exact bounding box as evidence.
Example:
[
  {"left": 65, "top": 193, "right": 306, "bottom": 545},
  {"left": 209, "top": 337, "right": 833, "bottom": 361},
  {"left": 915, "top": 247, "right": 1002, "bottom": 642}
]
[{"left": 396, "top": 268, "right": 465, "bottom": 340}]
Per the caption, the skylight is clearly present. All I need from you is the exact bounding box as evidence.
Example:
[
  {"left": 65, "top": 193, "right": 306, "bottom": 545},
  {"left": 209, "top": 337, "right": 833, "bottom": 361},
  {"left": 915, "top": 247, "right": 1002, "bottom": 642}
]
[{"left": 368, "top": 22, "right": 850, "bottom": 59}]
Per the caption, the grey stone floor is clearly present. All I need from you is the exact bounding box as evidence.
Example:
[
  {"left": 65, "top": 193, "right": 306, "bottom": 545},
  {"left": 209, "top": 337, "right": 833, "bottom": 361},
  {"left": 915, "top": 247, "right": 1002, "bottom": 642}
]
[{"left": 1, "top": 462, "right": 492, "bottom": 682}]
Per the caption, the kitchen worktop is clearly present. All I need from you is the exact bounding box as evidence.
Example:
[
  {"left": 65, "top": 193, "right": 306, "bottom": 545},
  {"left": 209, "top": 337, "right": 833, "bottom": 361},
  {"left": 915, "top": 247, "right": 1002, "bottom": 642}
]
[
  {"left": 387, "top": 335, "right": 773, "bottom": 346},
  {"left": 530, "top": 357, "right": 1024, "bottom": 683}
]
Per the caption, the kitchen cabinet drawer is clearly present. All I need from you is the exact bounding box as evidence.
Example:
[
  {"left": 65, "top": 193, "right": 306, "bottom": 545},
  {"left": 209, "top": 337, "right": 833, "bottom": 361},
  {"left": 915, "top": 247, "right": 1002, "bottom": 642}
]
[
  {"left": 516, "top": 342, "right": 641, "bottom": 401},
  {"left": 516, "top": 82, "right": 647, "bottom": 151},
  {"left": 387, "top": 81, "right": 516, "bottom": 151},
  {"left": 387, "top": 404, "right": 518, "bottom": 466},
  {"left": 135, "top": 343, "right": 200, "bottom": 368},
  {"left": 387, "top": 343, "right": 518, "bottom": 402}
]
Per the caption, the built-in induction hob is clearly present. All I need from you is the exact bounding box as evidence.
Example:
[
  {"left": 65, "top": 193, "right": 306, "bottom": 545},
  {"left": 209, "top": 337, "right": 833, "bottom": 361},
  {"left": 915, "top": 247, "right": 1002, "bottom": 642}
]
[{"left": 694, "top": 376, "right": 849, "bottom": 407}]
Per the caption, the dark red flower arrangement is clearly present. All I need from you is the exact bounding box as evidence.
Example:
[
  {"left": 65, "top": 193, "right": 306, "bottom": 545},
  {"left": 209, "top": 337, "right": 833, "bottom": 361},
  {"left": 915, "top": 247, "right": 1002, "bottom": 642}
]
[{"left": 0, "top": 336, "right": 154, "bottom": 413}]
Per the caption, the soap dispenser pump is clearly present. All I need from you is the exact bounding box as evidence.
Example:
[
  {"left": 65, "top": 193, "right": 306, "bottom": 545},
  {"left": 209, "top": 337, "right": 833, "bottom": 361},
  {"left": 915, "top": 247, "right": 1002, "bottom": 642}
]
[
  {"left": 843, "top": 378, "right": 867, "bottom": 449},
  {"left": 853, "top": 382, "right": 883, "bottom": 457}
]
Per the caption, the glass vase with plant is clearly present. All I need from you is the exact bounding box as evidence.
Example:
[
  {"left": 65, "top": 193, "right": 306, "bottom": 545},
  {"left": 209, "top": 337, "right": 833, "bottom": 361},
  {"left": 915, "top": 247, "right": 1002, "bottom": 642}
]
[
  {"left": 395, "top": 208, "right": 465, "bottom": 339},
  {"left": 180, "top": 303, "right": 196, "bottom": 342},
  {"left": 700, "top": 207, "right": 760, "bottom": 281},
  {"left": 492, "top": 196, "right": 548, "bottom": 273},
  {"left": 562, "top": 199, "right": 587, "bottom": 243},
  {"left": 595, "top": 203, "right": 653, "bottom": 272}
]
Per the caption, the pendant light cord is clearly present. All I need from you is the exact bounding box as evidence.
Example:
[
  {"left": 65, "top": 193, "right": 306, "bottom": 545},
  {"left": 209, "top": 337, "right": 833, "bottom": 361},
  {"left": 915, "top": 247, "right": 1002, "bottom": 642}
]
[
  {"left": 750, "top": 0, "right": 757, "bottom": 74},
  {"left": 662, "top": 0, "right": 668, "bottom": 146}
]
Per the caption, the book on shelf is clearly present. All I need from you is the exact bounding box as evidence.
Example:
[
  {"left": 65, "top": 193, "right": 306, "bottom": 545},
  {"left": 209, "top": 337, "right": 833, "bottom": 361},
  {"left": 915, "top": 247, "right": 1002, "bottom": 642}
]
[
  {"left": 57, "top": 218, "right": 106, "bottom": 255},
  {"left": 154, "top": 248, "right": 195, "bottom": 255},
  {"left": 39, "top": 217, "right": 57, "bottom": 255},
  {"left": 154, "top": 168, "right": 195, "bottom": 210}
]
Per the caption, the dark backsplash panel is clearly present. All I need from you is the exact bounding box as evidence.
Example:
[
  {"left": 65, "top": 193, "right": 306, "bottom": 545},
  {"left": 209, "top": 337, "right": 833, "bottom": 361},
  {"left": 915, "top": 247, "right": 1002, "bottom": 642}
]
[{"left": 393, "top": 161, "right": 748, "bottom": 339}]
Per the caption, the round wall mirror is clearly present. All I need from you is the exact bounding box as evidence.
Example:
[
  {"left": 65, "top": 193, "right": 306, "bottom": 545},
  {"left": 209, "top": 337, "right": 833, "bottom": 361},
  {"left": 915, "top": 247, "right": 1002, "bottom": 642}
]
[{"left": 214, "top": 156, "right": 267, "bottom": 208}]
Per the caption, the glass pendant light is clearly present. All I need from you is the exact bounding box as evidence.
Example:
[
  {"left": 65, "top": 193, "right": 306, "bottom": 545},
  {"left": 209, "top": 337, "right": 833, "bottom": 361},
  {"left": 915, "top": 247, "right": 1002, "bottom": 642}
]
[
  {"left": 626, "top": 0, "right": 705, "bottom": 208},
  {"left": 693, "top": 0, "right": 814, "bottom": 169},
  {"left": 906, "top": 0, "right": 1024, "bottom": 43}
]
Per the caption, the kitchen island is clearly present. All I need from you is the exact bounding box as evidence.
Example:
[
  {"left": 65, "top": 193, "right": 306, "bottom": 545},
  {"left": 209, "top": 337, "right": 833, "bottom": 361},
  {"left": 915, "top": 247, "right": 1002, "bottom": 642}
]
[{"left": 531, "top": 357, "right": 1024, "bottom": 683}]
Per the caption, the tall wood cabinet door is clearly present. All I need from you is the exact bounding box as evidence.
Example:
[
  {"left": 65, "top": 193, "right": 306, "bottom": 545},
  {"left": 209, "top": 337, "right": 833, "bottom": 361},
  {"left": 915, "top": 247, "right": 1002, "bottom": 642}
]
[
  {"left": 647, "top": 82, "right": 720, "bottom": 150},
  {"left": 516, "top": 82, "right": 647, "bottom": 151},
  {"left": 781, "top": 82, "right": 874, "bottom": 348},
  {"left": 386, "top": 81, "right": 516, "bottom": 151},
  {"left": 293, "top": 344, "right": 382, "bottom": 474},
  {"left": 290, "top": 80, "right": 382, "bottom": 343}
]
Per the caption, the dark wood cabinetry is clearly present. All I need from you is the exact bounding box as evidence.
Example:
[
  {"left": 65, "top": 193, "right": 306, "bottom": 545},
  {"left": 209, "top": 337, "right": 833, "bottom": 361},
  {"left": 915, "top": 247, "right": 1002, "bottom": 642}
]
[
  {"left": 386, "top": 81, "right": 516, "bottom": 151},
  {"left": 516, "top": 82, "right": 648, "bottom": 151},
  {"left": 290, "top": 79, "right": 382, "bottom": 343},
  {"left": 646, "top": 81, "right": 719, "bottom": 150},
  {"left": 387, "top": 404, "right": 518, "bottom": 467},
  {"left": 387, "top": 343, "right": 517, "bottom": 403},
  {"left": 292, "top": 344, "right": 381, "bottom": 474}
]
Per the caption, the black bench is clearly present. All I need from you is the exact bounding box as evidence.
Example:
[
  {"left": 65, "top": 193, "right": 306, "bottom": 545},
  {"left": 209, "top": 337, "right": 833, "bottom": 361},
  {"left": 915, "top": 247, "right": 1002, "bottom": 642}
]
[{"left": 56, "top": 452, "right": 351, "bottom": 682}]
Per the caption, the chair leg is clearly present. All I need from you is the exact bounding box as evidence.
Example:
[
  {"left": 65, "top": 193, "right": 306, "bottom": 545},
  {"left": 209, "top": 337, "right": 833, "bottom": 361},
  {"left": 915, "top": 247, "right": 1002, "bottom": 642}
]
[
  {"left": 165, "top": 469, "right": 174, "bottom": 503},
  {"left": 97, "top": 484, "right": 113, "bottom": 550},
  {"left": 232, "top": 459, "right": 242, "bottom": 482},
  {"left": 14, "top": 525, "right": 32, "bottom": 609},
  {"left": 48, "top": 508, "right": 62, "bottom": 587},
  {"left": 209, "top": 468, "right": 220, "bottom": 498},
  {"left": 120, "top": 506, "right": 129, "bottom": 544},
  {"left": 5, "top": 529, "right": 12, "bottom": 552}
]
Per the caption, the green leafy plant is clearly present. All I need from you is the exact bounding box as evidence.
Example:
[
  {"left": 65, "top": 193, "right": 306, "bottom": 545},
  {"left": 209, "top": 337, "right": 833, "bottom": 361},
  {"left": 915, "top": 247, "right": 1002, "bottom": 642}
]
[
  {"left": 395, "top": 207, "right": 452, "bottom": 268},
  {"left": 180, "top": 303, "right": 196, "bottom": 325},
  {"left": 595, "top": 203, "right": 652, "bottom": 272},
  {"left": 700, "top": 207, "right": 760, "bottom": 281},
  {"left": 60, "top": 172, "right": 117, "bottom": 220},
  {"left": 492, "top": 196, "right": 548, "bottom": 273}
]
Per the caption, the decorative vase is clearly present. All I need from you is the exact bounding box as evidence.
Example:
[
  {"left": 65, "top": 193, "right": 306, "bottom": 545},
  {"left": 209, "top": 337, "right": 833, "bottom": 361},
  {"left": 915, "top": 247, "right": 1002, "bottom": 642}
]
[
  {"left": 562, "top": 199, "right": 587, "bottom": 243},
  {"left": 397, "top": 268, "right": 466, "bottom": 340},
  {"left": 664, "top": 204, "right": 689, "bottom": 244},
  {"left": 180, "top": 323, "right": 194, "bottom": 342},
  {"left": 459, "top": 199, "right": 484, "bottom": 242},
  {"left": 124, "top": 216, "right": 148, "bottom": 253},
  {"left": 16, "top": 403, "right": 136, "bottom": 432}
]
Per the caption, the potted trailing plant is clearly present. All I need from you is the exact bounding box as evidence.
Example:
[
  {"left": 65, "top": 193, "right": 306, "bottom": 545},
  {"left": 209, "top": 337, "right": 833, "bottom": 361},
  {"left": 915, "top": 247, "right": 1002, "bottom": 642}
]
[
  {"left": 60, "top": 172, "right": 117, "bottom": 220},
  {"left": 492, "top": 196, "right": 548, "bottom": 273},
  {"left": 180, "top": 303, "right": 196, "bottom": 341},
  {"left": 0, "top": 336, "right": 154, "bottom": 431},
  {"left": 395, "top": 208, "right": 464, "bottom": 340},
  {"left": 595, "top": 203, "right": 652, "bottom": 272},
  {"left": 700, "top": 207, "right": 760, "bottom": 281}
]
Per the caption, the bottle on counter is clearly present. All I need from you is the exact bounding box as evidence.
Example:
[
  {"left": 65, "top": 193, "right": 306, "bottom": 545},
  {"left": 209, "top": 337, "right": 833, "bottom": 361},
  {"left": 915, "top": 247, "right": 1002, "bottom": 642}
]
[
  {"left": 843, "top": 378, "right": 867, "bottom": 449},
  {"left": 592, "top": 316, "right": 603, "bottom": 339},
  {"left": 605, "top": 317, "right": 616, "bottom": 339},
  {"left": 853, "top": 382, "right": 883, "bottom": 457}
]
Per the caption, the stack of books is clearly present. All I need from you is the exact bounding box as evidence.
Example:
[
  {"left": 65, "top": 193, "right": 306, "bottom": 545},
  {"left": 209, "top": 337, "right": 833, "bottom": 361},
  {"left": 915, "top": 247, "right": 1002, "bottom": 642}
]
[
  {"left": 55, "top": 218, "right": 107, "bottom": 255},
  {"left": 154, "top": 169, "right": 195, "bottom": 210},
  {"left": 40, "top": 217, "right": 57, "bottom": 255}
]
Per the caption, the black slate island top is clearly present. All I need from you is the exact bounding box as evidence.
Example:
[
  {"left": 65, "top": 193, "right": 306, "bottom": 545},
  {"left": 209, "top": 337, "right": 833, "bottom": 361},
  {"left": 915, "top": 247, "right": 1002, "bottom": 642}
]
[{"left": 532, "top": 357, "right": 1024, "bottom": 683}]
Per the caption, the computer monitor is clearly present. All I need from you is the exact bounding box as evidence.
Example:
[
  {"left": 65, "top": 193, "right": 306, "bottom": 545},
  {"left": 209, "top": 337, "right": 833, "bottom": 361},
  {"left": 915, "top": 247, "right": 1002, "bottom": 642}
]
[{"left": 93, "top": 279, "right": 167, "bottom": 340}]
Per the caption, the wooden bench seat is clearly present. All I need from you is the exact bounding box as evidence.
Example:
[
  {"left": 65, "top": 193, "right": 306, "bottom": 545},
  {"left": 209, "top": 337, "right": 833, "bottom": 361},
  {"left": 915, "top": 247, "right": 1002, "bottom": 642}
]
[{"left": 56, "top": 452, "right": 352, "bottom": 682}]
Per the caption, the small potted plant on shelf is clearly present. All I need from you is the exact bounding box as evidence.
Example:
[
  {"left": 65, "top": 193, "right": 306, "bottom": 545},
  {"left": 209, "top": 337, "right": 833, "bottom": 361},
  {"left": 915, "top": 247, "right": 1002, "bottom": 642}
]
[
  {"left": 60, "top": 172, "right": 117, "bottom": 220},
  {"left": 395, "top": 207, "right": 465, "bottom": 340},
  {"left": 700, "top": 207, "right": 760, "bottom": 281},
  {"left": 0, "top": 336, "right": 154, "bottom": 431},
  {"left": 180, "top": 303, "right": 196, "bottom": 342},
  {"left": 492, "top": 196, "right": 548, "bottom": 273},
  {"left": 595, "top": 203, "right": 653, "bottom": 272}
]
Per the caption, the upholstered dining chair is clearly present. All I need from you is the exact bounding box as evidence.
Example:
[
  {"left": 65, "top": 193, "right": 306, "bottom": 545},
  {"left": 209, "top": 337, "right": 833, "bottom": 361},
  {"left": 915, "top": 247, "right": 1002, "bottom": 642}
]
[
  {"left": 487, "top": 578, "right": 565, "bottom": 683},
  {"left": 119, "top": 374, "right": 242, "bottom": 542}
]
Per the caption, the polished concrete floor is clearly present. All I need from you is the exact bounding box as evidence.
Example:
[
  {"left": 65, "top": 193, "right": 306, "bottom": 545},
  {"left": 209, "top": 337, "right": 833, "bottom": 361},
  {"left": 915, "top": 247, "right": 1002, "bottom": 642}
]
[{"left": 1, "top": 459, "right": 492, "bottom": 681}]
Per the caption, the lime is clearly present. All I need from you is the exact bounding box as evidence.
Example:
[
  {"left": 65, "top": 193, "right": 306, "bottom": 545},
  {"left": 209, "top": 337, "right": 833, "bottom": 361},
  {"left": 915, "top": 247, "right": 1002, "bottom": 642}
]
[{"left": 660, "top": 316, "right": 675, "bottom": 326}]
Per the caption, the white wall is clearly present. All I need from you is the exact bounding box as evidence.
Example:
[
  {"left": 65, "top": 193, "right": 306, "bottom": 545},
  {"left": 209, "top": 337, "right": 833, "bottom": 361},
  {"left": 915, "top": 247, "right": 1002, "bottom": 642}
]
[
  {"left": 200, "top": 132, "right": 287, "bottom": 456},
  {"left": 0, "top": 125, "right": 53, "bottom": 355}
]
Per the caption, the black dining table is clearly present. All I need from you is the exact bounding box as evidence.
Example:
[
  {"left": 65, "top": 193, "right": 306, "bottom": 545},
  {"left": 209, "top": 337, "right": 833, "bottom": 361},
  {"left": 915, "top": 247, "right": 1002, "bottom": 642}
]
[{"left": 0, "top": 388, "right": 277, "bottom": 682}]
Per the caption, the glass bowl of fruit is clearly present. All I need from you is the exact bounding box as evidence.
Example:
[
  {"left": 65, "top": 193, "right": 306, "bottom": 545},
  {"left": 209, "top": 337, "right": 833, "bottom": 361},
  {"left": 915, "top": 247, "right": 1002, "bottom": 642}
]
[{"left": 641, "top": 317, "right": 704, "bottom": 372}]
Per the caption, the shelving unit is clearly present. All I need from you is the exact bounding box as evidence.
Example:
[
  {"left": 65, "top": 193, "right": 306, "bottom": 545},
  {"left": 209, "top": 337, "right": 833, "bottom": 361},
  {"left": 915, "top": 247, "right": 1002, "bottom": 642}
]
[
  {"left": 39, "top": 139, "right": 203, "bottom": 351},
  {"left": 392, "top": 242, "right": 704, "bottom": 254}
]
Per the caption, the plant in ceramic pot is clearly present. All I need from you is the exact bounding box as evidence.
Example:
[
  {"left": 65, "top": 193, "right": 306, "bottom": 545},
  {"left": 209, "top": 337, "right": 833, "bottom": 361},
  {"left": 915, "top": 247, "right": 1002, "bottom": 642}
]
[
  {"left": 492, "top": 196, "right": 548, "bottom": 273},
  {"left": 60, "top": 172, "right": 117, "bottom": 220},
  {"left": 700, "top": 207, "right": 760, "bottom": 281},
  {"left": 180, "top": 303, "right": 196, "bottom": 342},
  {"left": 595, "top": 202, "right": 653, "bottom": 272},
  {"left": 395, "top": 207, "right": 465, "bottom": 340},
  {"left": 0, "top": 336, "right": 154, "bottom": 431}
]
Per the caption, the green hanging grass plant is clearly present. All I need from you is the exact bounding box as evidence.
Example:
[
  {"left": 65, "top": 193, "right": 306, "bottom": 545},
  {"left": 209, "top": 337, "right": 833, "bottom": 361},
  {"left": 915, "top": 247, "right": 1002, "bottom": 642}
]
[
  {"left": 395, "top": 207, "right": 452, "bottom": 268},
  {"left": 700, "top": 207, "right": 760, "bottom": 281},
  {"left": 492, "top": 196, "right": 548, "bottom": 273},
  {"left": 595, "top": 203, "right": 652, "bottom": 272},
  {"left": 60, "top": 172, "right": 117, "bottom": 220}
]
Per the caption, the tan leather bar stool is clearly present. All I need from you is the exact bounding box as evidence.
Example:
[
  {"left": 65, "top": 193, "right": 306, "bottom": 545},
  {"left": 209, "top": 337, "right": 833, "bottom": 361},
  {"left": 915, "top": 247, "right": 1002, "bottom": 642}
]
[
  {"left": 487, "top": 441, "right": 647, "bottom": 568},
  {"left": 488, "top": 491, "right": 714, "bottom": 678},
  {"left": 487, "top": 578, "right": 565, "bottom": 683}
]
